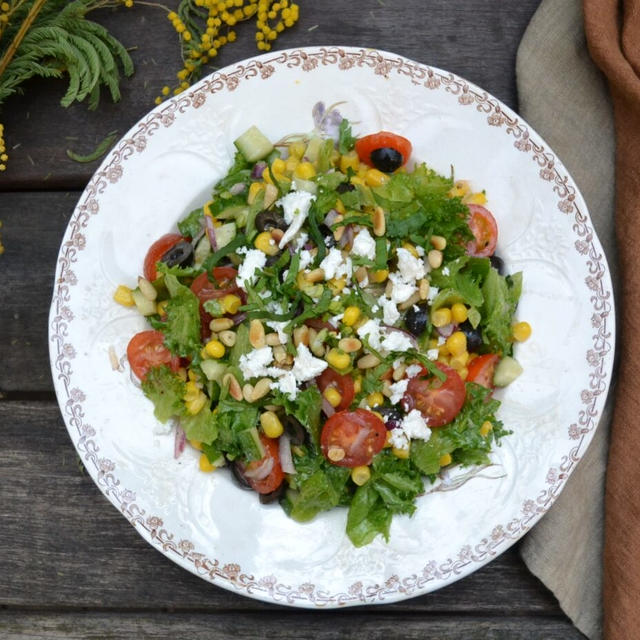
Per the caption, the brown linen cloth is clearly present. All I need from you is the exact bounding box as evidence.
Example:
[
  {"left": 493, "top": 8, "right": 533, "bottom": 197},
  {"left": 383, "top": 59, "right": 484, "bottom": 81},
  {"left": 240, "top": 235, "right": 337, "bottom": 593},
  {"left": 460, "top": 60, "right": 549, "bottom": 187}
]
[
  {"left": 583, "top": 2, "right": 640, "bottom": 638},
  {"left": 516, "top": 1, "right": 618, "bottom": 639}
]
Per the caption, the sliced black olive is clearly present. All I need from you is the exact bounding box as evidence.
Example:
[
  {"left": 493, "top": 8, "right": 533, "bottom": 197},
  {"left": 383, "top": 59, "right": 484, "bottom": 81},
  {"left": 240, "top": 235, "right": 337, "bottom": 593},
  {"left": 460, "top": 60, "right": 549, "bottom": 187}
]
[
  {"left": 255, "top": 210, "right": 287, "bottom": 232},
  {"left": 489, "top": 254, "right": 505, "bottom": 275},
  {"left": 374, "top": 406, "right": 403, "bottom": 430},
  {"left": 230, "top": 461, "right": 253, "bottom": 490},
  {"left": 404, "top": 303, "right": 429, "bottom": 337},
  {"left": 459, "top": 320, "right": 483, "bottom": 353},
  {"left": 336, "top": 181, "right": 355, "bottom": 194},
  {"left": 283, "top": 415, "right": 306, "bottom": 445},
  {"left": 160, "top": 240, "right": 194, "bottom": 268},
  {"left": 370, "top": 147, "right": 403, "bottom": 173},
  {"left": 318, "top": 223, "right": 336, "bottom": 248},
  {"left": 259, "top": 482, "right": 286, "bottom": 504}
]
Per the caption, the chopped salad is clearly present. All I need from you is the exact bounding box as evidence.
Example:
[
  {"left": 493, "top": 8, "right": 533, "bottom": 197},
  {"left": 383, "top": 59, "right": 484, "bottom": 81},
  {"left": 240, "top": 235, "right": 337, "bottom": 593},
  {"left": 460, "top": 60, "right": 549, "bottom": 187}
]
[{"left": 116, "top": 103, "right": 531, "bottom": 547}]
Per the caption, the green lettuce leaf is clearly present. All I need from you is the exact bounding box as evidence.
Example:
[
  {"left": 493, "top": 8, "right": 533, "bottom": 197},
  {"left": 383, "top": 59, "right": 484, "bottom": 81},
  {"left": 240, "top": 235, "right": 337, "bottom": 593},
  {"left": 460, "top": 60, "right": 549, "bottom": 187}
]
[
  {"left": 181, "top": 405, "right": 218, "bottom": 445},
  {"left": 160, "top": 274, "right": 201, "bottom": 358},
  {"left": 141, "top": 365, "right": 185, "bottom": 423},
  {"left": 481, "top": 269, "right": 523, "bottom": 355}
]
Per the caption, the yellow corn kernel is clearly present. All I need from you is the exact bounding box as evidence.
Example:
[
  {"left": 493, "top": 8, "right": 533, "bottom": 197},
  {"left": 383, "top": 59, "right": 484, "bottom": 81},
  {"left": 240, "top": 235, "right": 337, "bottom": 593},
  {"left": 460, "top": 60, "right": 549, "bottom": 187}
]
[
  {"left": 323, "top": 387, "right": 342, "bottom": 408},
  {"left": 185, "top": 380, "right": 200, "bottom": 396},
  {"left": 432, "top": 307, "right": 452, "bottom": 327},
  {"left": 339, "top": 150, "right": 360, "bottom": 173},
  {"left": 334, "top": 198, "right": 346, "bottom": 214},
  {"left": 254, "top": 230, "right": 279, "bottom": 255},
  {"left": 188, "top": 369, "right": 199, "bottom": 382},
  {"left": 327, "top": 348, "right": 351, "bottom": 370},
  {"left": 189, "top": 439, "right": 203, "bottom": 451},
  {"left": 367, "top": 391, "right": 384, "bottom": 408},
  {"left": 248, "top": 181, "right": 264, "bottom": 204},
  {"left": 285, "top": 156, "right": 299, "bottom": 174},
  {"left": 364, "top": 168, "right": 389, "bottom": 187},
  {"left": 343, "top": 306, "right": 361, "bottom": 327},
  {"left": 480, "top": 421, "right": 493, "bottom": 437},
  {"left": 371, "top": 269, "right": 389, "bottom": 283},
  {"left": 260, "top": 410, "right": 284, "bottom": 438},
  {"left": 439, "top": 453, "right": 452, "bottom": 466},
  {"left": 392, "top": 445, "right": 410, "bottom": 459},
  {"left": 384, "top": 431, "right": 393, "bottom": 448},
  {"left": 205, "top": 339, "right": 225, "bottom": 359},
  {"left": 156, "top": 300, "right": 169, "bottom": 316},
  {"left": 328, "top": 277, "right": 347, "bottom": 294},
  {"left": 351, "top": 465, "right": 371, "bottom": 486},
  {"left": 465, "top": 191, "right": 487, "bottom": 205},
  {"left": 199, "top": 453, "right": 215, "bottom": 472},
  {"left": 353, "top": 375, "right": 362, "bottom": 395},
  {"left": 448, "top": 180, "right": 470, "bottom": 198},
  {"left": 451, "top": 303, "right": 468, "bottom": 324},
  {"left": 512, "top": 321, "right": 532, "bottom": 342},
  {"left": 177, "top": 367, "right": 188, "bottom": 382},
  {"left": 350, "top": 175, "right": 365, "bottom": 186},
  {"left": 401, "top": 242, "right": 419, "bottom": 258},
  {"left": 449, "top": 351, "right": 469, "bottom": 371},
  {"left": 458, "top": 366, "right": 469, "bottom": 380},
  {"left": 262, "top": 166, "right": 273, "bottom": 184},
  {"left": 288, "top": 141, "right": 306, "bottom": 159},
  {"left": 271, "top": 157, "right": 286, "bottom": 177},
  {"left": 113, "top": 285, "right": 135, "bottom": 306},
  {"left": 446, "top": 331, "right": 467, "bottom": 357},
  {"left": 186, "top": 392, "right": 207, "bottom": 415},
  {"left": 294, "top": 161, "right": 316, "bottom": 180},
  {"left": 221, "top": 294, "right": 242, "bottom": 314}
]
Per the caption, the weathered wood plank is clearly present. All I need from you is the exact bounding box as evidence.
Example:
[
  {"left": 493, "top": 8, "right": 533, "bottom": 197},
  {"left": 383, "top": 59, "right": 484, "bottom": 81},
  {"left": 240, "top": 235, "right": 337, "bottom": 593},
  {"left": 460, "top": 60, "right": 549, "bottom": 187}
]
[
  {"left": 0, "top": 0, "right": 541, "bottom": 190},
  {"left": 0, "top": 612, "right": 586, "bottom": 640},
  {"left": 0, "top": 400, "right": 562, "bottom": 615}
]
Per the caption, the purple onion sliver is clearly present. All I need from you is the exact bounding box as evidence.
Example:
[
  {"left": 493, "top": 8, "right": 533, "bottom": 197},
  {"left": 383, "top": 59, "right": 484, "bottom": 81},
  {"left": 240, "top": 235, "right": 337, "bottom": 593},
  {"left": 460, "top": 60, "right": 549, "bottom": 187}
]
[
  {"left": 232, "top": 312, "right": 247, "bottom": 326},
  {"left": 436, "top": 323, "right": 455, "bottom": 338},
  {"left": 323, "top": 208, "right": 339, "bottom": 227},
  {"left": 228, "top": 182, "right": 246, "bottom": 196},
  {"left": 321, "top": 397, "right": 336, "bottom": 417},
  {"left": 174, "top": 425, "right": 186, "bottom": 459},
  {"left": 279, "top": 433, "right": 296, "bottom": 475},
  {"left": 251, "top": 161, "right": 266, "bottom": 180},
  {"left": 204, "top": 214, "right": 218, "bottom": 251}
]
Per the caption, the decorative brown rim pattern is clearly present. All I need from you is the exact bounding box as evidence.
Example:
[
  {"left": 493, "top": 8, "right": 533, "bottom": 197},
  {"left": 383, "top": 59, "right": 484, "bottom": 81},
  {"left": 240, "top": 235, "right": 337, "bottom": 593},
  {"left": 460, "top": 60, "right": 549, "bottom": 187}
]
[{"left": 49, "top": 46, "right": 614, "bottom": 607}]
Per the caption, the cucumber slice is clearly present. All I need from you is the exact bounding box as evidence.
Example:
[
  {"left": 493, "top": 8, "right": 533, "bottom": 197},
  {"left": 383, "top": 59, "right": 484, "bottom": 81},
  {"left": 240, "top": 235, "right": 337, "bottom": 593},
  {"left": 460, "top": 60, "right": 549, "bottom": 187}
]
[
  {"left": 234, "top": 126, "right": 273, "bottom": 162},
  {"left": 200, "top": 359, "right": 227, "bottom": 383},
  {"left": 493, "top": 356, "right": 523, "bottom": 387},
  {"left": 293, "top": 177, "right": 317, "bottom": 194},
  {"left": 194, "top": 234, "right": 211, "bottom": 267},
  {"left": 131, "top": 288, "right": 157, "bottom": 316},
  {"left": 304, "top": 137, "right": 323, "bottom": 162},
  {"left": 214, "top": 222, "right": 237, "bottom": 249}
]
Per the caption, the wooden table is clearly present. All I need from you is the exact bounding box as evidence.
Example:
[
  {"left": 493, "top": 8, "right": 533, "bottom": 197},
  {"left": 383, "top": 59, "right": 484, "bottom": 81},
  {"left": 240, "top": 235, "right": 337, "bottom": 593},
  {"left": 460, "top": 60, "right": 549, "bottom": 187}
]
[{"left": 0, "top": 1, "right": 589, "bottom": 637}]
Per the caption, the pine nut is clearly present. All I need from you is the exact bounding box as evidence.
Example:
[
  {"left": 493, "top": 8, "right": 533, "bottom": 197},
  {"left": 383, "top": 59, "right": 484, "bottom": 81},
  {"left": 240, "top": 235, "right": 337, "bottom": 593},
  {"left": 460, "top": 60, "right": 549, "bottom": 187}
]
[
  {"left": 273, "top": 345, "right": 287, "bottom": 363},
  {"left": 270, "top": 228, "right": 284, "bottom": 243},
  {"left": 242, "top": 383, "right": 254, "bottom": 402},
  {"left": 251, "top": 378, "right": 271, "bottom": 402},
  {"left": 430, "top": 235, "right": 447, "bottom": 251},
  {"left": 293, "top": 325, "right": 310, "bottom": 347},
  {"left": 428, "top": 249, "right": 443, "bottom": 269},
  {"left": 392, "top": 363, "right": 407, "bottom": 381},
  {"left": 223, "top": 373, "right": 243, "bottom": 401},
  {"left": 265, "top": 332, "right": 282, "bottom": 346},
  {"left": 419, "top": 279, "right": 430, "bottom": 300},
  {"left": 373, "top": 206, "right": 386, "bottom": 237},
  {"left": 357, "top": 353, "right": 381, "bottom": 369},
  {"left": 355, "top": 266, "right": 368, "bottom": 285},
  {"left": 382, "top": 380, "right": 392, "bottom": 397},
  {"left": 210, "top": 317, "right": 234, "bottom": 332},
  {"left": 399, "top": 292, "right": 421, "bottom": 310},
  {"left": 385, "top": 280, "right": 394, "bottom": 297},
  {"left": 338, "top": 337, "right": 362, "bottom": 353},
  {"left": 137, "top": 276, "right": 157, "bottom": 301},
  {"left": 304, "top": 268, "right": 325, "bottom": 283},
  {"left": 249, "top": 319, "right": 266, "bottom": 348},
  {"left": 218, "top": 330, "right": 236, "bottom": 347}
]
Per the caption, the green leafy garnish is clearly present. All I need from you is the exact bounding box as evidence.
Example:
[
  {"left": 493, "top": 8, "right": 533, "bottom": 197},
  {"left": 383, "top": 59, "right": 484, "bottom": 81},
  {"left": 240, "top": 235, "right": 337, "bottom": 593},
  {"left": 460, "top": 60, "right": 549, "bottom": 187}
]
[{"left": 141, "top": 365, "right": 185, "bottom": 424}]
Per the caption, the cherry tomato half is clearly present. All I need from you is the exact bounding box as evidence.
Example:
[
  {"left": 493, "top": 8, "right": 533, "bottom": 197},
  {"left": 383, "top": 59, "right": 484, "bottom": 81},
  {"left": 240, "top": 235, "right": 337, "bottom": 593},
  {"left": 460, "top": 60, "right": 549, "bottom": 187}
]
[
  {"left": 355, "top": 131, "right": 412, "bottom": 172},
  {"left": 143, "top": 233, "right": 185, "bottom": 282},
  {"left": 466, "top": 204, "right": 498, "bottom": 257},
  {"left": 321, "top": 409, "right": 387, "bottom": 468},
  {"left": 237, "top": 434, "right": 285, "bottom": 495},
  {"left": 403, "top": 363, "right": 465, "bottom": 428},
  {"left": 127, "top": 330, "right": 180, "bottom": 381},
  {"left": 467, "top": 353, "right": 500, "bottom": 389},
  {"left": 316, "top": 368, "right": 355, "bottom": 412}
]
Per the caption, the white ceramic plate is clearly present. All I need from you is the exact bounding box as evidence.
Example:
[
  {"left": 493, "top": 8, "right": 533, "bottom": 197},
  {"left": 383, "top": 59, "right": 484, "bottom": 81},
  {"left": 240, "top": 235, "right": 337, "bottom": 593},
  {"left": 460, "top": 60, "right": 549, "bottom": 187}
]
[{"left": 49, "top": 46, "right": 615, "bottom": 607}]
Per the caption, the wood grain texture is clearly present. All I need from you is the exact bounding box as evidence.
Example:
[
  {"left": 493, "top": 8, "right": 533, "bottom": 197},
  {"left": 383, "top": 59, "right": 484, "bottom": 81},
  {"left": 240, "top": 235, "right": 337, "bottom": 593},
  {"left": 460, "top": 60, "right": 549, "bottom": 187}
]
[
  {"left": 0, "top": 400, "right": 563, "bottom": 616},
  {"left": 0, "top": 0, "right": 541, "bottom": 190},
  {"left": 0, "top": 613, "right": 586, "bottom": 640}
]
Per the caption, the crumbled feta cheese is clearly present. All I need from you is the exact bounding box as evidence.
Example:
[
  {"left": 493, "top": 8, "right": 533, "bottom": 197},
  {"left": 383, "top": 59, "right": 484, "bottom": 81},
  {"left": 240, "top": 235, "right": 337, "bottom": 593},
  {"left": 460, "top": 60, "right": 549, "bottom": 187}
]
[
  {"left": 427, "top": 348, "right": 439, "bottom": 360},
  {"left": 277, "top": 190, "right": 316, "bottom": 248},
  {"left": 236, "top": 249, "right": 266, "bottom": 286},
  {"left": 292, "top": 344, "right": 328, "bottom": 382},
  {"left": 381, "top": 330, "right": 414, "bottom": 353},
  {"left": 377, "top": 294, "right": 400, "bottom": 326},
  {"left": 389, "top": 379, "right": 409, "bottom": 404},
  {"left": 352, "top": 228, "right": 376, "bottom": 260},
  {"left": 330, "top": 312, "right": 344, "bottom": 326},
  {"left": 238, "top": 346, "right": 273, "bottom": 379},
  {"left": 371, "top": 304, "right": 380, "bottom": 313},
  {"left": 406, "top": 364, "right": 422, "bottom": 378},
  {"left": 236, "top": 246, "right": 249, "bottom": 255},
  {"left": 427, "top": 285, "right": 440, "bottom": 304},
  {"left": 388, "top": 272, "right": 417, "bottom": 304},
  {"left": 402, "top": 409, "right": 432, "bottom": 439},
  {"left": 388, "top": 429, "right": 409, "bottom": 450},
  {"left": 298, "top": 249, "right": 313, "bottom": 271},
  {"left": 396, "top": 248, "right": 426, "bottom": 282},
  {"left": 441, "top": 266, "right": 450, "bottom": 276},
  {"left": 437, "top": 335, "right": 446, "bottom": 346},
  {"left": 271, "top": 371, "right": 298, "bottom": 399},
  {"left": 415, "top": 245, "right": 425, "bottom": 257},
  {"left": 357, "top": 319, "right": 384, "bottom": 351},
  {"left": 319, "top": 247, "right": 352, "bottom": 280},
  {"left": 292, "top": 232, "right": 309, "bottom": 251},
  {"left": 265, "top": 320, "right": 289, "bottom": 344}
]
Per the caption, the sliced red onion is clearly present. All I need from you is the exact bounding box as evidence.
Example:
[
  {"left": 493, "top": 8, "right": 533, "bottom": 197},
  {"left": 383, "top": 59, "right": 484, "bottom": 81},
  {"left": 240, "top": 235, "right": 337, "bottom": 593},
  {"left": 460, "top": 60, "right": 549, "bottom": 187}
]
[
  {"left": 243, "top": 456, "right": 274, "bottom": 480},
  {"left": 279, "top": 433, "right": 296, "bottom": 475},
  {"left": 251, "top": 161, "right": 266, "bottom": 179},
  {"left": 229, "top": 182, "right": 246, "bottom": 196},
  {"left": 338, "top": 225, "right": 354, "bottom": 249},
  {"left": 322, "top": 397, "right": 336, "bottom": 417},
  {"left": 323, "top": 208, "right": 340, "bottom": 227},
  {"left": 232, "top": 312, "right": 247, "bottom": 326},
  {"left": 204, "top": 214, "right": 218, "bottom": 251},
  {"left": 174, "top": 425, "right": 186, "bottom": 459},
  {"left": 129, "top": 366, "right": 141, "bottom": 389},
  {"left": 436, "top": 323, "right": 455, "bottom": 338}
]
